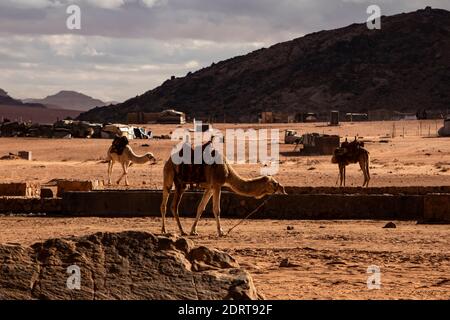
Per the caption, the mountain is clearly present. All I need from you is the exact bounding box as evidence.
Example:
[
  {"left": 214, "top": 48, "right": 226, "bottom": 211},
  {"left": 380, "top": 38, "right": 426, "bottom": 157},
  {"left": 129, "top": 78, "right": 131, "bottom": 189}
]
[
  {"left": 25, "top": 91, "right": 109, "bottom": 112},
  {"left": 0, "top": 88, "right": 45, "bottom": 108},
  {"left": 0, "top": 88, "right": 81, "bottom": 123},
  {"left": 0, "top": 105, "right": 81, "bottom": 123},
  {"left": 78, "top": 7, "right": 450, "bottom": 123}
]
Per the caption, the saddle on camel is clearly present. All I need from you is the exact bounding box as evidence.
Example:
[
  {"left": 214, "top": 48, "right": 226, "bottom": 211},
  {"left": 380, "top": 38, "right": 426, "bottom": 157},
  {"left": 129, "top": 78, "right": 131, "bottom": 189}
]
[
  {"left": 110, "top": 135, "right": 129, "bottom": 155},
  {"left": 332, "top": 137, "right": 370, "bottom": 187},
  {"left": 174, "top": 140, "right": 217, "bottom": 189}
]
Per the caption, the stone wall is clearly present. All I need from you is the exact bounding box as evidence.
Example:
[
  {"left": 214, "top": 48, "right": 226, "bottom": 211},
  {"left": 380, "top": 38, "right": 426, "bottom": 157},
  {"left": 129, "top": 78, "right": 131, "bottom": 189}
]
[
  {"left": 61, "top": 190, "right": 426, "bottom": 220},
  {"left": 0, "top": 187, "right": 448, "bottom": 223},
  {"left": 0, "top": 197, "right": 61, "bottom": 214},
  {"left": 0, "top": 183, "right": 40, "bottom": 197}
]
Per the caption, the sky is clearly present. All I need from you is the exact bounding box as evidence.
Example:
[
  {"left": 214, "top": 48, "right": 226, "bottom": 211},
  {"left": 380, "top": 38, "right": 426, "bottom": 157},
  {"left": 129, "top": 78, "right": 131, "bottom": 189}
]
[{"left": 0, "top": 0, "right": 449, "bottom": 102}]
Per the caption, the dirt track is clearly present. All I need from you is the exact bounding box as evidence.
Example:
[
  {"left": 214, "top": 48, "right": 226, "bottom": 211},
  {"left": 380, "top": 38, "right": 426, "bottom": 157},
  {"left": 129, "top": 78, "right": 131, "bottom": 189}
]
[{"left": 0, "top": 217, "right": 449, "bottom": 300}]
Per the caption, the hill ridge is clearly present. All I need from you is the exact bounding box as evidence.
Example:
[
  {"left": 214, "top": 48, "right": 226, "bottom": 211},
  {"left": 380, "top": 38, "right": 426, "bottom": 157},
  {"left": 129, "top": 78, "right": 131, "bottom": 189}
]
[{"left": 78, "top": 7, "right": 450, "bottom": 123}]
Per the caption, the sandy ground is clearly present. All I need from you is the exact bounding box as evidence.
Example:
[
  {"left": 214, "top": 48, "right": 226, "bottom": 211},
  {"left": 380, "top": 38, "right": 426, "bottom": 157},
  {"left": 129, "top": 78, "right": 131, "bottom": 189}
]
[
  {"left": 0, "top": 120, "right": 449, "bottom": 188},
  {"left": 0, "top": 120, "right": 449, "bottom": 299},
  {"left": 0, "top": 217, "right": 449, "bottom": 300}
]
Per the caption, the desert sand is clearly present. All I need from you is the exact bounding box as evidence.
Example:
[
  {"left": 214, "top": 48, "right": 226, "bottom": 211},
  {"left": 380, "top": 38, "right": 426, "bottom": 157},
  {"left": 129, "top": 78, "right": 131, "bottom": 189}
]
[
  {"left": 0, "top": 120, "right": 449, "bottom": 188},
  {"left": 0, "top": 120, "right": 449, "bottom": 300},
  {"left": 0, "top": 217, "right": 448, "bottom": 300}
]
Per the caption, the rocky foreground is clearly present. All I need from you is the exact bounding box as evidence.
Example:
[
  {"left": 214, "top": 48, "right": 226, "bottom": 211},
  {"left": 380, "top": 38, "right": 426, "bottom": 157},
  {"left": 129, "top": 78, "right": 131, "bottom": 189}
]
[{"left": 0, "top": 231, "right": 262, "bottom": 300}]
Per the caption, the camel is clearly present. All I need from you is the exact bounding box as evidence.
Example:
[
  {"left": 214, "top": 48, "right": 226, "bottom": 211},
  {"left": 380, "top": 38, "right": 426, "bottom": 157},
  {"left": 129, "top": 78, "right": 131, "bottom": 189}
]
[
  {"left": 107, "top": 136, "right": 156, "bottom": 186},
  {"left": 160, "top": 144, "right": 287, "bottom": 237},
  {"left": 332, "top": 138, "right": 370, "bottom": 187}
]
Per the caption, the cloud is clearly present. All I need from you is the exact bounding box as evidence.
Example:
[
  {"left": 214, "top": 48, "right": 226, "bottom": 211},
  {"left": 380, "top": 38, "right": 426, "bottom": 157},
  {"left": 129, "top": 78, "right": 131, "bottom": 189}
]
[
  {"left": 0, "top": 34, "right": 263, "bottom": 101},
  {"left": 0, "top": 0, "right": 449, "bottom": 101}
]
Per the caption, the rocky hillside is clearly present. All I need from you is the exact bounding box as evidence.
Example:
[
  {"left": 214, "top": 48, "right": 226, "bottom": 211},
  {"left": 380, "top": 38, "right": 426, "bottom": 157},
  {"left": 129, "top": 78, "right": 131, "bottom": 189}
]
[
  {"left": 78, "top": 7, "right": 450, "bottom": 123},
  {"left": 25, "top": 91, "right": 108, "bottom": 111}
]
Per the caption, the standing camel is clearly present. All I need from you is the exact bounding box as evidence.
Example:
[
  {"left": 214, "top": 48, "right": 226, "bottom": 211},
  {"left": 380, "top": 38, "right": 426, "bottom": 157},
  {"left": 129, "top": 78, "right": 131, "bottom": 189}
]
[
  {"left": 160, "top": 144, "right": 287, "bottom": 237},
  {"left": 332, "top": 138, "right": 370, "bottom": 187},
  {"left": 107, "top": 136, "right": 156, "bottom": 186}
]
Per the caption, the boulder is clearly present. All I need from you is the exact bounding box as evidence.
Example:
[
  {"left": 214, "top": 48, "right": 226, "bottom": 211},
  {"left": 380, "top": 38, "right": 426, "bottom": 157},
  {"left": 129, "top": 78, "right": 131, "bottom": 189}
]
[
  {"left": 383, "top": 222, "right": 397, "bottom": 229},
  {"left": 0, "top": 231, "right": 262, "bottom": 300}
]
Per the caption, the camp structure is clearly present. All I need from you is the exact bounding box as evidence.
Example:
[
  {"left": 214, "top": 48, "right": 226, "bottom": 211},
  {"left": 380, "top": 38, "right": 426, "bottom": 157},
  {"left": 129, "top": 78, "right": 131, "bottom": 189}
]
[
  {"left": 438, "top": 117, "right": 450, "bottom": 137},
  {"left": 127, "top": 109, "right": 186, "bottom": 125}
]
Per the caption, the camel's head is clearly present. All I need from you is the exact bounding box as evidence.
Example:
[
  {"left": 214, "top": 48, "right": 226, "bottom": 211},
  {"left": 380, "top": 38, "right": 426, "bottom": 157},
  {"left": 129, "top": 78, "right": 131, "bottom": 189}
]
[{"left": 263, "top": 176, "right": 288, "bottom": 197}]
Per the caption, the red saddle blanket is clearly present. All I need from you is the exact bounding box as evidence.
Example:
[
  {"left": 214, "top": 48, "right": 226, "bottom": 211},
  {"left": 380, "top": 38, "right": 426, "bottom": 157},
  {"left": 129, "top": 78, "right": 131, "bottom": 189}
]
[{"left": 175, "top": 141, "right": 216, "bottom": 185}]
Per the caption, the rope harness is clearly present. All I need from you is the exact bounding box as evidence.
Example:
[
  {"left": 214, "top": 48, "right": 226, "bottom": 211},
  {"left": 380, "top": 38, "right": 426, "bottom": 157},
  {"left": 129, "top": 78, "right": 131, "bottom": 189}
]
[{"left": 225, "top": 195, "right": 273, "bottom": 236}]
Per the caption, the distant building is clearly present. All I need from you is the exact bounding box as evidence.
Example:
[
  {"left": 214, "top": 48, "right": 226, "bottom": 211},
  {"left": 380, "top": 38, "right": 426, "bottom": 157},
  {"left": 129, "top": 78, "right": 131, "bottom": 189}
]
[
  {"left": 368, "top": 109, "right": 394, "bottom": 121},
  {"left": 300, "top": 133, "right": 340, "bottom": 155},
  {"left": 392, "top": 111, "right": 417, "bottom": 121},
  {"left": 345, "top": 113, "right": 368, "bottom": 122},
  {"left": 127, "top": 109, "right": 186, "bottom": 124},
  {"left": 295, "top": 112, "right": 319, "bottom": 123},
  {"left": 330, "top": 111, "right": 340, "bottom": 126},
  {"left": 438, "top": 117, "right": 450, "bottom": 137},
  {"left": 259, "top": 111, "right": 291, "bottom": 123}
]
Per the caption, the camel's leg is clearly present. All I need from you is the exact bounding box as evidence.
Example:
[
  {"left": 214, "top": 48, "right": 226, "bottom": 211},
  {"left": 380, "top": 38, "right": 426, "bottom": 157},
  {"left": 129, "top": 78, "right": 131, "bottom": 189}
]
[
  {"left": 160, "top": 161, "right": 174, "bottom": 234},
  {"left": 336, "top": 164, "right": 342, "bottom": 186},
  {"left": 124, "top": 161, "right": 131, "bottom": 186},
  {"left": 361, "top": 154, "right": 370, "bottom": 187},
  {"left": 339, "top": 164, "right": 344, "bottom": 187},
  {"left": 107, "top": 160, "right": 114, "bottom": 185},
  {"left": 212, "top": 187, "right": 225, "bottom": 237},
  {"left": 190, "top": 188, "right": 214, "bottom": 236},
  {"left": 366, "top": 156, "right": 371, "bottom": 187},
  {"left": 171, "top": 185, "right": 187, "bottom": 236},
  {"left": 359, "top": 158, "right": 367, "bottom": 187},
  {"left": 160, "top": 186, "right": 170, "bottom": 234},
  {"left": 116, "top": 161, "right": 127, "bottom": 185},
  {"left": 343, "top": 165, "right": 346, "bottom": 187}
]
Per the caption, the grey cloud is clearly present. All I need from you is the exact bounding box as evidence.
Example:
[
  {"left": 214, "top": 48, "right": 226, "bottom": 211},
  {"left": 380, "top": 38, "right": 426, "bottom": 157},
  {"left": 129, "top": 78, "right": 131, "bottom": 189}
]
[{"left": 1, "top": 0, "right": 450, "bottom": 101}]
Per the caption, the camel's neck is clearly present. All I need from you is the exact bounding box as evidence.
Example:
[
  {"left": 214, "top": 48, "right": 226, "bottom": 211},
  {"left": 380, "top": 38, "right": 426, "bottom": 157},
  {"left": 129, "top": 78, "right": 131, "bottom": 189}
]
[
  {"left": 125, "top": 146, "right": 150, "bottom": 164},
  {"left": 225, "top": 164, "right": 268, "bottom": 197}
]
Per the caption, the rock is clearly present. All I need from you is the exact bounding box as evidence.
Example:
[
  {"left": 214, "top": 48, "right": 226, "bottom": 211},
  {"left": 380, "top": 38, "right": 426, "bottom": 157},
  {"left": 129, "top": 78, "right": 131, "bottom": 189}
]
[
  {"left": 383, "top": 222, "right": 397, "bottom": 229},
  {"left": 279, "top": 258, "right": 298, "bottom": 268},
  {"left": 287, "top": 226, "right": 295, "bottom": 231},
  {"left": 0, "top": 231, "right": 262, "bottom": 300}
]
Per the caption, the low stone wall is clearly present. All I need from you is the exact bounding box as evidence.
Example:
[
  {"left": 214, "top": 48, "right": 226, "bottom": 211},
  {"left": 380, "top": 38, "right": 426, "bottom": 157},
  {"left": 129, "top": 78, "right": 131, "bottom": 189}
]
[
  {"left": 285, "top": 186, "right": 450, "bottom": 195},
  {"left": 0, "top": 182, "right": 40, "bottom": 197},
  {"left": 422, "top": 194, "right": 450, "bottom": 223},
  {"left": 61, "top": 190, "right": 425, "bottom": 220},
  {"left": 56, "top": 180, "right": 103, "bottom": 197},
  {"left": 0, "top": 188, "right": 448, "bottom": 223},
  {"left": 0, "top": 197, "right": 61, "bottom": 214}
]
